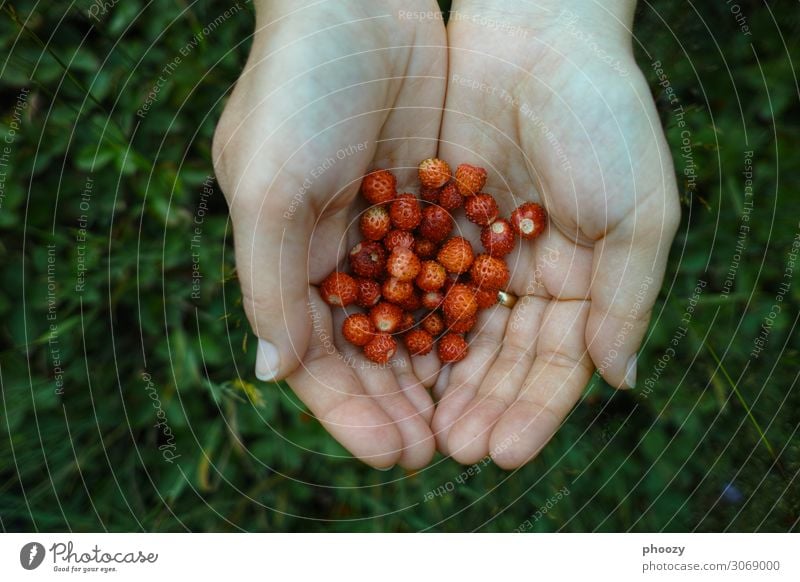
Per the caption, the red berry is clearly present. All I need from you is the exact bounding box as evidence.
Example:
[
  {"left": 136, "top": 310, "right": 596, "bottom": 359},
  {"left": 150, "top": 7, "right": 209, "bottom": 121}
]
[
  {"left": 511, "top": 202, "right": 547, "bottom": 240},
  {"left": 454, "top": 164, "right": 487, "bottom": 197},
  {"left": 399, "top": 311, "right": 416, "bottom": 333},
  {"left": 441, "top": 272, "right": 460, "bottom": 294},
  {"left": 471, "top": 284, "right": 498, "bottom": 309},
  {"left": 465, "top": 193, "right": 499, "bottom": 226},
  {"left": 361, "top": 169, "right": 397, "bottom": 205},
  {"left": 397, "top": 290, "right": 421, "bottom": 311},
  {"left": 471, "top": 254, "right": 510, "bottom": 289},
  {"left": 421, "top": 290, "right": 445, "bottom": 310},
  {"left": 390, "top": 193, "right": 422, "bottom": 230},
  {"left": 356, "top": 278, "right": 381, "bottom": 308},
  {"left": 370, "top": 302, "right": 403, "bottom": 334},
  {"left": 320, "top": 272, "right": 358, "bottom": 307},
  {"left": 342, "top": 313, "right": 374, "bottom": 346},
  {"left": 364, "top": 333, "right": 397, "bottom": 363},
  {"left": 438, "top": 181, "right": 463, "bottom": 211},
  {"left": 404, "top": 329, "right": 434, "bottom": 356},
  {"left": 445, "top": 313, "right": 477, "bottom": 334},
  {"left": 438, "top": 333, "right": 468, "bottom": 363},
  {"left": 416, "top": 260, "right": 446, "bottom": 291},
  {"left": 414, "top": 237, "right": 438, "bottom": 259},
  {"left": 360, "top": 205, "right": 391, "bottom": 241},
  {"left": 382, "top": 277, "right": 414, "bottom": 304},
  {"left": 386, "top": 247, "right": 421, "bottom": 281},
  {"left": 418, "top": 158, "right": 451, "bottom": 189},
  {"left": 349, "top": 241, "right": 386, "bottom": 279},
  {"left": 419, "top": 185, "right": 440, "bottom": 204},
  {"left": 480, "top": 219, "right": 516, "bottom": 257},
  {"left": 418, "top": 206, "right": 453, "bottom": 243},
  {"left": 443, "top": 283, "right": 478, "bottom": 321},
  {"left": 383, "top": 229, "right": 415, "bottom": 252},
  {"left": 421, "top": 312, "right": 445, "bottom": 336},
  {"left": 437, "top": 237, "right": 475, "bottom": 274}
]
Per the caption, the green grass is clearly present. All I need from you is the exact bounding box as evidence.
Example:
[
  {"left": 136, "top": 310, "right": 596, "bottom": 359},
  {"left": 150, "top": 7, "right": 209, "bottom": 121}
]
[{"left": 0, "top": 0, "right": 798, "bottom": 531}]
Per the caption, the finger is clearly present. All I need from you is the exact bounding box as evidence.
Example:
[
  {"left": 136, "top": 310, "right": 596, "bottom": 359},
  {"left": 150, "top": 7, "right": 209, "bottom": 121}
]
[
  {"left": 410, "top": 349, "right": 441, "bottom": 390},
  {"left": 286, "top": 291, "right": 402, "bottom": 469},
  {"left": 332, "top": 310, "right": 435, "bottom": 470},
  {"left": 430, "top": 304, "right": 508, "bottom": 455},
  {"left": 447, "top": 296, "right": 547, "bottom": 464},
  {"left": 490, "top": 299, "right": 594, "bottom": 469},
  {"left": 586, "top": 194, "right": 680, "bottom": 389},
  {"left": 392, "top": 346, "right": 436, "bottom": 424}
]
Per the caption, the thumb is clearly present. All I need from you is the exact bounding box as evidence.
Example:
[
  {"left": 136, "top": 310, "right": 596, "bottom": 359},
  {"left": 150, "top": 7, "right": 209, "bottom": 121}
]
[
  {"left": 230, "top": 193, "right": 314, "bottom": 383},
  {"left": 586, "top": 195, "right": 680, "bottom": 389}
]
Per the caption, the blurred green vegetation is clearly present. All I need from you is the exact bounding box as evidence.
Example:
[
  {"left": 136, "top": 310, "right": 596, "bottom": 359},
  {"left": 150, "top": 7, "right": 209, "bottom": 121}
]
[{"left": 0, "top": 1, "right": 797, "bottom": 531}]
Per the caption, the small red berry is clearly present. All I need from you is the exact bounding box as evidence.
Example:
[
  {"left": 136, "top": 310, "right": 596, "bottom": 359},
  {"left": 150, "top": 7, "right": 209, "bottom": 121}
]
[
  {"left": 416, "top": 260, "right": 447, "bottom": 292},
  {"left": 414, "top": 237, "right": 438, "bottom": 259},
  {"left": 360, "top": 205, "right": 391, "bottom": 241},
  {"left": 397, "top": 290, "right": 421, "bottom": 311},
  {"left": 419, "top": 185, "right": 440, "bottom": 204},
  {"left": 446, "top": 313, "right": 477, "bottom": 334},
  {"left": 320, "top": 272, "right": 358, "bottom": 307},
  {"left": 454, "top": 164, "right": 487, "bottom": 197},
  {"left": 364, "top": 333, "right": 397, "bottom": 363},
  {"left": 471, "top": 284, "right": 498, "bottom": 309},
  {"left": 421, "top": 290, "right": 445, "bottom": 310},
  {"left": 471, "top": 254, "right": 510, "bottom": 290},
  {"left": 438, "top": 181, "right": 463, "bottom": 211},
  {"left": 342, "top": 313, "right": 374, "bottom": 346},
  {"left": 418, "top": 205, "right": 453, "bottom": 243},
  {"left": 465, "top": 193, "right": 499, "bottom": 226},
  {"left": 511, "top": 202, "right": 547, "bottom": 240},
  {"left": 399, "top": 311, "right": 416, "bottom": 333},
  {"left": 480, "top": 218, "right": 516, "bottom": 257},
  {"left": 443, "top": 283, "right": 478, "bottom": 322},
  {"left": 421, "top": 312, "right": 445, "bottom": 336},
  {"left": 390, "top": 193, "right": 422, "bottom": 230},
  {"left": 382, "top": 277, "right": 414, "bottom": 304},
  {"left": 356, "top": 278, "right": 381, "bottom": 308},
  {"left": 438, "top": 333, "right": 468, "bottom": 363},
  {"left": 370, "top": 302, "right": 404, "bottom": 334},
  {"left": 418, "top": 158, "right": 451, "bottom": 189},
  {"left": 386, "top": 247, "right": 421, "bottom": 281},
  {"left": 349, "top": 241, "right": 386, "bottom": 279},
  {"left": 404, "top": 329, "right": 434, "bottom": 356},
  {"left": 361, "top": 169, "right": 397, "bottom": 205},
  {"left": 383, "top": 229, "right": 415, "bottom": 252},
  {"left": 437, "top": 237, "right": 475, "bottom": 274}
]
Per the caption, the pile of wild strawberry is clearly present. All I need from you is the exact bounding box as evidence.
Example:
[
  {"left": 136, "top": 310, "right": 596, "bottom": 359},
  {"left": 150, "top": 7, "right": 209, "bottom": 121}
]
[{"left": 319, "top": 158, "right": 547, "bottom": 365}]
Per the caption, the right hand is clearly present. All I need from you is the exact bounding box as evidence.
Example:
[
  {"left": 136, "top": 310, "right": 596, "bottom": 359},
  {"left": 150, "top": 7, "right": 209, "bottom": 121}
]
[{"left": 212, "top": 1, "right": 447, "bottom": 469}]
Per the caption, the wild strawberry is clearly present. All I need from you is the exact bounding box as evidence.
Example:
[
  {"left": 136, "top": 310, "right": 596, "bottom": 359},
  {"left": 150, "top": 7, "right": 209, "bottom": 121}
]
[
  {"left": 438, "top": 181, "right": 463, "bottom": 211},
  {"left": 511, "top": 202, "right": 547, "bottom": 239},
  {"left": 349, "top": 241, "right": 386, "bottom": 279},
  {"left": 361, "top": 169, "right": 397, "bottom": 205},
  {"left": 418, "top": 158, "right": 451, "bottom": 189},
  {"left": 386, "top": 247, "right": 421, "bottom": 281},
  {"left": 471, "top": 254, "right": 510, "bottom": 289},
  {"left": 454, "top": 164, "right": 487, "bottom": 197},
  {"left": 445, "top": 313, "right": 477, "bottom": 334},
  {"left": 416, "top": 260, "right": 446, "bottom": 292},
  {"left": 356, "top": 278, "right": 381, "bottom": 308},
  {"left": 382, "top": 277, "right": 414, "bottom": 304},
  {"left": 364, "top": 333, "right": 397, "bottom": 363},
  {"left": 370, "top": 302, "right": 404, "bottom": 334},
  {"left": 438, "top": 333, "right": 468, "bottom": 363},
  {"left": 437, "top": 237, "right": 475, "bottom": 274},
  {"left": 421, "top": 290, "right": 445, "bottom": 310},
  {"left": 480, "top": 218, "right": 516, "bottom": 257},
  {"left": 399, "top": 311, "right": 416, "bottom": 333},
  {"left": 414, "top": 237, "right": 438, "bottom": 259},
  {"left": 421, "top": 311, "right": 445, "bottom": 336},
  {"left": 443, "top": 283, "right": 478, "bottom": 321},
  {"left": 418, "top": 206, "right": 453, "bottom": 243},
  {"left": 419, "top": 185, "right": 440, "bottom": 204},
  {"left": 320, "top": 271, "right": 358, "bottom": 307},
  {"left": 383, "top": 229, "right": 415, "bottom": 252},
  {"left": 397, "top": 290, "right": 421, "bottom": 311},
  {"left": 342, "top": 313, "right": 374, "bottom": 346},
  {"left": 360, "top": 205, "right": 391, "bottom": 241},
  {"left": 465, "top": 193, "right": 499, "bottom": 226},
  {"left": 404, "top": 329, "right": 434, "bottom": 356},
  {"left": 390, "top": 193, "right": 422, "bottom": 230},
  {"left": 471, "top": 284, "right": 498, "bottom": 309}
]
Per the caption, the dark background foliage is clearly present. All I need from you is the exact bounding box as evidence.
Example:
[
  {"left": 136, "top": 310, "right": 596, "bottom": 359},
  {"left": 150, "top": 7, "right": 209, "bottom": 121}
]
[{"left": 0, "top": 0, "right": 797, "bottom": 531}]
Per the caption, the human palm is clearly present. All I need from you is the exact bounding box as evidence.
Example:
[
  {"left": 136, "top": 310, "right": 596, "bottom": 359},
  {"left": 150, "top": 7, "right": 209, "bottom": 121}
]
[
  {"left": 432, "top": 11, "right": 680, "bottom": 467},
  {"left": 213, "top": 1, "right": 447, "bottom": 469}
]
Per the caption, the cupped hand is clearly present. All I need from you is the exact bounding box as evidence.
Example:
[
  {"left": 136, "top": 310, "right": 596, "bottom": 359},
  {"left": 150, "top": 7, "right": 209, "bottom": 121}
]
[
  {"left": 212, "top": 1, "right": 447, "bottom": 469},
  {"left": 432, "top": 1, "right": 681, "bottom": 468}
]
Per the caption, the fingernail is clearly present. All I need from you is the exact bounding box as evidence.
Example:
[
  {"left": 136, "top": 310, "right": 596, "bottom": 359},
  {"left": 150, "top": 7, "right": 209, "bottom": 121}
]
[
  {"left": 624, "top": 354, "right": 637, "bottom": 389},
  {"left": 375, "top": 465, "right": 395, "bottom": 472},
  {"left": 255, "top": 339, "right": 280, "bottom": 381}
]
